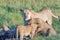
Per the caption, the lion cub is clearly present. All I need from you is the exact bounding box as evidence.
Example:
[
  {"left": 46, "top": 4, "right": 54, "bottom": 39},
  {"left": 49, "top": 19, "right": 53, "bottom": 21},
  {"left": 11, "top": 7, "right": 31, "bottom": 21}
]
[{"left": 16, "top": 24, "right": 39, "bottom": 40}]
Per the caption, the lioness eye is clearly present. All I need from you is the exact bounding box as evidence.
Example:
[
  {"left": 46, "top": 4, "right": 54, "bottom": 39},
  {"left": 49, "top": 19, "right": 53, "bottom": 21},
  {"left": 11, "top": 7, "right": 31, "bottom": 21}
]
[{"left": 36, "top": 23, "right": 39, "bottom": 24}]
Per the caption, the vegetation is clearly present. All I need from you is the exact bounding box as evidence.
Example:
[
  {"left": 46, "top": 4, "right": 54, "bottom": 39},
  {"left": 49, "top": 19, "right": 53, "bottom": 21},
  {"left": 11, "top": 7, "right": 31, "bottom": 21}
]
[{"left": 0, "top": 0, "right": 60, "bottom": 40}]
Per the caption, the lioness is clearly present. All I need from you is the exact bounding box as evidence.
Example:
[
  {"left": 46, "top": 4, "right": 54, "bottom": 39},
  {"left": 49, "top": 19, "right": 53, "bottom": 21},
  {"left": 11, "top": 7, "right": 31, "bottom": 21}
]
[
  {"left": 20, "top": 8, "right": 59, "bottom": 25},
  {"left": 29, "top": 18, "right": 57, "bottom": 36},
  {"left": 16, "top": 24, "right": 39, "bottom": 40}
]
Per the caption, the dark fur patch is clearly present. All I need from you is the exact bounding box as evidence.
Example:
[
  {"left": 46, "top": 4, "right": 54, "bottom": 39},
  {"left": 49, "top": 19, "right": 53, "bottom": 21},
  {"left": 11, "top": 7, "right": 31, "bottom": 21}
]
[
  {"left": 23, "top": 35, "right": 31, "bottom": 40},
  {"left": 38, "top": 28, "right": 50, "bottom": 36}
]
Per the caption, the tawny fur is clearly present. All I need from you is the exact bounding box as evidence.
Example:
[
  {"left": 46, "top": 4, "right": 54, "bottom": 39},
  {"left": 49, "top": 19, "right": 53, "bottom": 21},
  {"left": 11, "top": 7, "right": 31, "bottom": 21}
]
[
  {"left": 29, "top": 18, "right": 57, "bottom": 36},
  {"left": 16, "top": 24, "right": 39, "bottom": 40},
  {"left": 25, "top": 8, "right": 58, "bottom": 25}
]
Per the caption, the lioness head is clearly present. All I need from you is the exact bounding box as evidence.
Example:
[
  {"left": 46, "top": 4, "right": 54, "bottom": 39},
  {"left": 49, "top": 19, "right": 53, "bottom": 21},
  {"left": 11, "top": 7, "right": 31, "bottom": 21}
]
[
  {"left": 20, "top": 8, "right": 33, "bottom": 21},
  {"left": 24, "top": 9, "right": 32, "bottom": 21}
]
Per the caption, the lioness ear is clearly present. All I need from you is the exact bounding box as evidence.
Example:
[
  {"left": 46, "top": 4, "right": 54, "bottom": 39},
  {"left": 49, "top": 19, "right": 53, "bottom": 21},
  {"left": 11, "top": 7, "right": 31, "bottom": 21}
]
[
  {"left": 58, "top": 16, "right": 60, "bottom": 21},
  {"left": 20, "top": 7, "right": 24, "bottom": 12}
]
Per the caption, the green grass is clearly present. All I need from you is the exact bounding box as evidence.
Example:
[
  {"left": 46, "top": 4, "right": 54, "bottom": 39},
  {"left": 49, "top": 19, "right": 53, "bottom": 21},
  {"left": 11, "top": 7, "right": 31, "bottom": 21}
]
[{"left": 0, "top": 0, "right": 60, "bottom": 40}]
